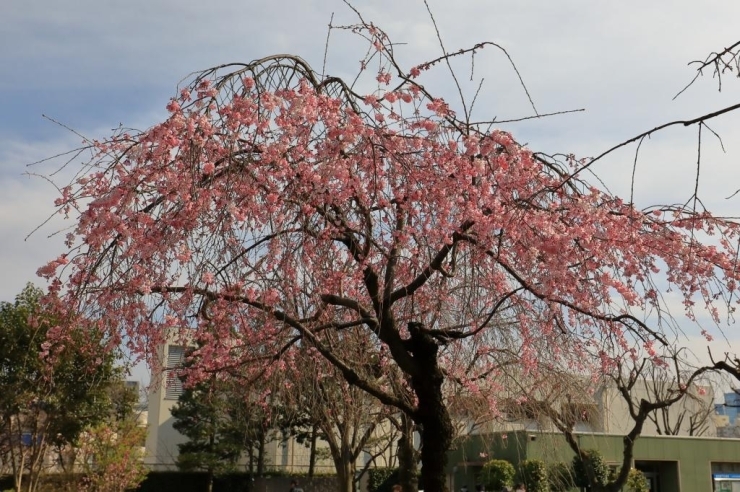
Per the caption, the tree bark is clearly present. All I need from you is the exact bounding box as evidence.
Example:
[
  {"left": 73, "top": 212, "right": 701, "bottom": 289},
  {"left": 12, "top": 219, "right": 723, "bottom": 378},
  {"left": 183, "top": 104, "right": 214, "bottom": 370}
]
[
  {"left": 407, "top": 322, "right": 453, "bottom": 492},
  {"left": 257, "top": 427, "right": 266, "bottom": 476},
  {"left": 333, "top": 450, "right": 356, "bottom": 492},
  {"left": 397, "top": 413, "right": 419, "bottom": 492},
  {"left": 308, "top": 424, "right": 318, "bottom": 479}
]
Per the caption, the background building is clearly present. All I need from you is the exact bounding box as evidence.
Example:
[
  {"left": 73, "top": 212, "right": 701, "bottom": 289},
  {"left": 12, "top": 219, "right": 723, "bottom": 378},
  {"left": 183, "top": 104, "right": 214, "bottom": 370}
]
[
  {"left": 145, "top": 342, "right": 397, "bottom": 475},
  {"left": 448, "top": 431, "right": 740, "bottom": 492},
  {"left": 715, "top": 391, "right": 740, "bottom": 424}
]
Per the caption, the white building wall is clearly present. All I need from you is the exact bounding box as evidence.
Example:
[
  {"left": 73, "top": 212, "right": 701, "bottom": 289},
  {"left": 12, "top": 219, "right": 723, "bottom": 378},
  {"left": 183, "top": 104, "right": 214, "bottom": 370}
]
[{"left": 144, "top": 343, "right": 188, "bottom": 470}]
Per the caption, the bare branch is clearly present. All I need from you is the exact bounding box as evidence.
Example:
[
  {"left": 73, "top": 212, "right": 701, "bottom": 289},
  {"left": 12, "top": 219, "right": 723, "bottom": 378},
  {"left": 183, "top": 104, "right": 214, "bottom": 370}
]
[{"left": 565, "top": 102, "right": 740, "bottom": 185}]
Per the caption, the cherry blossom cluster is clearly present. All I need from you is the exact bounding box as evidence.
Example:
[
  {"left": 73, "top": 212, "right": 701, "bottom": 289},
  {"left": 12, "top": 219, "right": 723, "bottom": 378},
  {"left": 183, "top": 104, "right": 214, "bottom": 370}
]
[{"left": 40, "top": 25, "right": 740, "bottom": 415}]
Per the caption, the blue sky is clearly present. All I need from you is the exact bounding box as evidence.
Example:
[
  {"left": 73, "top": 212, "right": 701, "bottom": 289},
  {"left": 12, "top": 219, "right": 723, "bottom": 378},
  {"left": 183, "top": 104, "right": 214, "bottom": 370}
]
[{"left": 3, "top": 1, "right": 740, "bottom": 381}]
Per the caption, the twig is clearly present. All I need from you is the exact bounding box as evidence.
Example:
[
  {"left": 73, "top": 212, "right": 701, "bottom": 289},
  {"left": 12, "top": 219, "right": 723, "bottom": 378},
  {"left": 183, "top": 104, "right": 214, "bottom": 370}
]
[
  {"left": 693, "top": 123, "right": 702, "bottom": 215},
  {"left": 702, "top": 122, "right": 726, "bottom": 152},
  {"left": 423, "top": 0, "right": 469, "bottom": 124},
  {"left": 469, "top": 78, "right": 485, "bottom": 119},
  {"left": 341, "top": 0, "right": 366, "bottom": 24},
  {"left": 564, "top": 102, "right": 740, "bottom": 185},
  {"left": 630, "top": 135, "right": 647, "bottom": 205},
  {"left": 689, "top": 123, "right": 702, "bottom": 248},
  {"left": 673, "top": 40, "right": 740, "bottom": 99},
  {"left": 322, "top": 13, "right": 335, "bottom": 79},
  {"left": 469, "top": 107, "right": 584, "bottom": 125},
  {"left": 420, "top": 41, "right": 539, "bottom": 118}
]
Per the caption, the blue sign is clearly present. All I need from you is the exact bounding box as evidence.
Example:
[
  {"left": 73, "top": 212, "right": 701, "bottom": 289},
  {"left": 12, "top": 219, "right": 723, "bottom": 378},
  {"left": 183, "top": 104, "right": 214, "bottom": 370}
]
[{"left": 713, "top": 473, "right": 740, "bottom": 481}]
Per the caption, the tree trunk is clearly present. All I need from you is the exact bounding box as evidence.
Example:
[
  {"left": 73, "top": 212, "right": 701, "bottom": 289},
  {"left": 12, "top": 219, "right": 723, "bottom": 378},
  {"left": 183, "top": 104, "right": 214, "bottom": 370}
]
[
  {"left": 333, "top": 453, "right": 355, "bottom": 492},
  {"left": 7, "top": 418, "right": 19, "bottom": 492},
  {"left": 407, "top": 322, "right": 454, "bottom": 492},
  {"left": 308, "top": 424, "right": 318, "bottom": 479},
  {"left": 208, "top": 433, "right": 215, "bottom": 492},
  {"left": 414, "top": 385, "right": 453, "bottom": 492},
  {"left": 397, "top": 413, "right": 418, "bottom": 492},
  {"left": 257, "top": 427, "right": 266, "bottom": 476}
]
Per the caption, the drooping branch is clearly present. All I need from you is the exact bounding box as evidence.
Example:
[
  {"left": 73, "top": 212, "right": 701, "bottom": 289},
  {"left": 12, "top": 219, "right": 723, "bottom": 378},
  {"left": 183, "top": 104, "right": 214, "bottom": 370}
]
[{"left": 149, "top": 286, "right": 414, "bottom": 415}]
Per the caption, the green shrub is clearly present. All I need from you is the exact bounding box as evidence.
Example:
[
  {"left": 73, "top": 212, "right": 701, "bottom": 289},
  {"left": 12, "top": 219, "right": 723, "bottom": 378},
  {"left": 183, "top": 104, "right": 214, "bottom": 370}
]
[
  {"left": 518, "top": 460, "right": 549, "bottom": 492},
  {"left": 368, "top": 468, "right": 399, "bottom": 492},
  {"left": 479, "top": 459, "right": 516, "bottom": 491},
  {"left": 572, "top": 450, "right": 609, "bottom": 489}
]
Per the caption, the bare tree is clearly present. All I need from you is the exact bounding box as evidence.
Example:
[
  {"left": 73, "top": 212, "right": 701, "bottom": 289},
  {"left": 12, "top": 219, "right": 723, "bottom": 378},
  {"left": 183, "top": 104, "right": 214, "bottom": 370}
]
[
  {"left": 641, "top": 363, "right": 715, "bottom": 437},
  {"left": 286, "top": 338, "right": 395, "bottom": 492}
]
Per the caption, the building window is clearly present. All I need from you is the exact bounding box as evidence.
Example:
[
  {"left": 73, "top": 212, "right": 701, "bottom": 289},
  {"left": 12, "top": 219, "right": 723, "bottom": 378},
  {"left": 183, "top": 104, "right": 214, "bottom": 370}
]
[
  {"left": 711, "top": 462, "right": 740, "bottom": 491},
  {"left": 164, "top": 345, "right": 185, "bottom": 400}
]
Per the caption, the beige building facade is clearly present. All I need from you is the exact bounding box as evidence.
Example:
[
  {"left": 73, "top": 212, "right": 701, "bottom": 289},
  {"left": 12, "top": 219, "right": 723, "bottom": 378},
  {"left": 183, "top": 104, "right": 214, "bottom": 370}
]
[{"left": 145, "top": 343, "right": 398, "bottom": 474}]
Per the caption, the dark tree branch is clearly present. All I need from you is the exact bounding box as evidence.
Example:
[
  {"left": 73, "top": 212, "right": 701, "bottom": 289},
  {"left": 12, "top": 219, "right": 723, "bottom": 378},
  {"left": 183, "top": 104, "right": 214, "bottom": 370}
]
[{"left": 565, "top": 102, "right": 740, "bottom": 186}]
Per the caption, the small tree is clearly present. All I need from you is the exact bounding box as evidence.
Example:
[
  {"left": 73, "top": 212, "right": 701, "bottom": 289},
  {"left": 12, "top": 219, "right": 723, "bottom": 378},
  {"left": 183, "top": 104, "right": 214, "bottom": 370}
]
[
  {"left": 171, "top": 371, "right": 246, "bottom": 492},
  {"left": 625, "top": 469, "right": 649, "bottom": 492},
  {"left": 76, "top": 418, "right": 148, "bottom": 492},
  {"left": 572, "top": 450, "right": 608, "bottom": 491},
  {"left": 368, "top": 468, "right": 399, "bottom": 492},
  {"left": 0, "top": 284, "right": 120, "bottom": 492},
  {"left": 283, "top": 340, "right": 395, "bottom": 492},
  {"left": 519, "top": 459, "right": 549, "bottom": 492},
  {"left": 479, "top": 459, "right": 516, "bottom": 491},
  {"left": 546, "top": 462, "right": 574, "bottom": 492}
]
